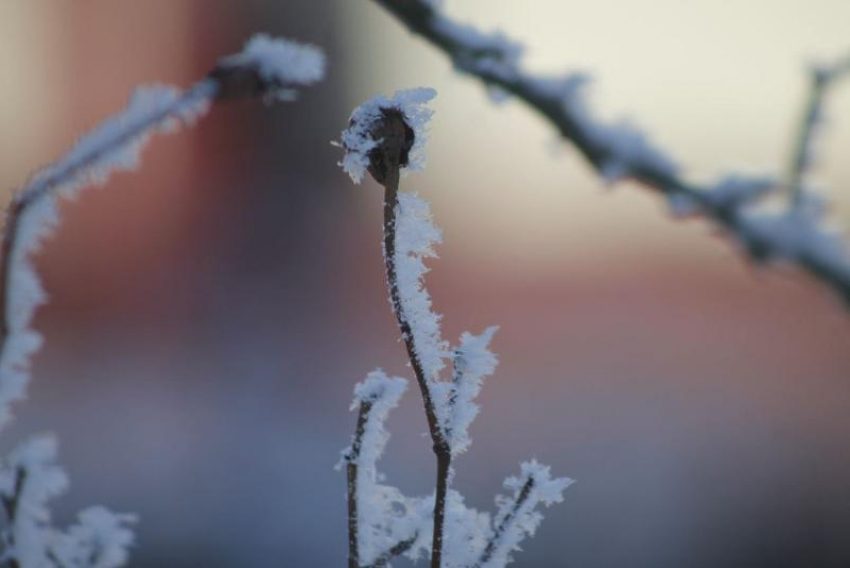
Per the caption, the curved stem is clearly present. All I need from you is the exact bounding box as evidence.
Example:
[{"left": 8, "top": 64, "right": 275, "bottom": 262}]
[{"left": 376, "top": 115, "right": 451, "bottom": 567}]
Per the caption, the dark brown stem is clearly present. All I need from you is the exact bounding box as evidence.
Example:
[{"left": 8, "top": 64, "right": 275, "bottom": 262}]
[
  {"left": 1, "top": 466, "right": 27, "bottom": 568},
  {"left": 373, "top": 112, "right": 451, "bottom": 568},
  {"left": 371, "top": 0, "right": 850, "bottom": 307},
  {"left": 368, "top": 533, "right": 420, "bottom": 568},
  {"left": 345, "top": 401, "right": 373, "bottom": 568},
  {"left": 475, "top": 475, "right": 535, "bottom": 567}
]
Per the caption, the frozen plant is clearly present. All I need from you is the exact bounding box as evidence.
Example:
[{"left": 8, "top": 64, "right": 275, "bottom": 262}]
[
  {"left": 371, "top": 0, "right": 850, "bottom": 309},
  {"left": 0, "top": 34, "right": 325, "bottom": 567},
  {"left": 337, "top": 90, "right": 573, "bottom": 568}
]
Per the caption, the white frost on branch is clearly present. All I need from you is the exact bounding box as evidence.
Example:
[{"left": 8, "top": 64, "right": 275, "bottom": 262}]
[
  {"left": 482, "top": 461, "right": 574, "bottom": 568},
  {"left": 220, "top": 34, "right": 326, "bottom": 101},
  {"left": 0, "top": 84, "right": 210, "bottom": 432},
  {"left": 1, "top": 436, "right": 68, "bottom": 566},
  {"left": 394, "top": 193, "right": 451, "bottom": 407},
  {"left": 441, "top": 490, "right": 491, "bottom": 568},
  {"left": 668, "top": 173, "right": 777, "bottom": 218},
  {"left": 382, "top": 1, "right": 850, "bottom": 302},
  {"left": 0, "top": 437, "right": 134, "bottom": 567},
  {"left": 0, "top": 33, "right": 326, "bottom": 432},
  {"left": 535, "top": 74, "right": 680, "bottom": 183},
  {"left": 336, "top": 88, "right": 436, "bottom": 184},
  {"left": 50, "top": 507, "right": 137, "bottom": 568},
  {"left": 340, "top": 371, "right": 431, "bottom": 565},
  {"left": 434, "top": 17, "right": 523, "bottom": 72},
  {"left": 448, "top": 326, "right": 499, "bottom": 456},
  {"left": 738, "top": 192, "right": 850, "bottom": 272}
]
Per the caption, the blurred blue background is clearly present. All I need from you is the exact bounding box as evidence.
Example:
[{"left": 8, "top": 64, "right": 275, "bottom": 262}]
[{"left": 1, "top": 1, "right": 849, "bottom": 566}]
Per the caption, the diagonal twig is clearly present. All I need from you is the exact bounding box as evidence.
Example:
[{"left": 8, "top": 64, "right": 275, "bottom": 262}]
[
  {"left": 786, "top": 55, "right": 850, "bottom": 204},
  {"left": 371, "top": 0, "right": 850, "bottom": 308},
  {"left": 475, "top": 475, "right": 534, "bottom": 568}
]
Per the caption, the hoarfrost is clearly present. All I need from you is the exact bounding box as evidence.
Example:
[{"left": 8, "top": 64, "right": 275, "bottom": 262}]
[{"left": 337, "top": 88, "right": 436, "bottom": 184}]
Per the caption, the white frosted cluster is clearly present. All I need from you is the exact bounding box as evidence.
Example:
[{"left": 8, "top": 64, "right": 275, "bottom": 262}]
[
  {"left": 393, "top": 193, "right": 451, "bottom": 394},
  {"left": 547, "top": 75, "right": 680, "bottom": 183},
  {"left": 50, "top": 507, "right": 136, "bottom": 568},
  {"left": 222, "top": 34, "right": 326, "bottom": 101},
  {"left": 0, "top": 437, "right": 134, "bottom": 567},
  {"left": 0, "top": 33, "right": 326, "bottom": 431},
  {"left": 448, "top": 326, "right": 499, "bottom": 456},
  {"left": 739, "top": 193, "right": 850, "bottom": 273},
  {"left": 337, "top": 88, "right": 436, "bottom": 184},
  {"left": 340, "top": 371, "right": 431, "bottom": 565},
  {"left": 483, "top": 461, "right": 574, "bottom": 568},
  {"left": 434, "top": 17, "right": 524, "bottom": 74}
]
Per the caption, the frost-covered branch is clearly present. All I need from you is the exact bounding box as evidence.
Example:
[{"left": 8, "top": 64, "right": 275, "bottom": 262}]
[
  {"left": 338, "top": 89, "right": 571, "bottom": 567},
  {"left": 371, "top": 0, "right": 850, "bottom": 308},
  {"left": 339, "top": 372, "right": 430, "bottom": 568},
  {"left": 0, "top": 34, "right": 324, "bottom": 432},
  {"left": 0, "top": 437, "right": 136, "bottom": 568},
  {"left": 0, "top": 33, "right": 325, "bottom": 568},
  {"left": 476, "top": 462, "right": 573, "bottom": 568}
]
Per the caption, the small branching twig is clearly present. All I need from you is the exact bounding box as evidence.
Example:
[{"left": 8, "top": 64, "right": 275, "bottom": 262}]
[
  {"left": 344, "top": 400, "right": 373, "bottom": 568},
  {"left": 475, "top": 462, "right": 573, "bottom": 568},
  {"left": 339, "top": 372, "right": 425, "bottom": 567},
  {"left": 371, "top": 0, "right": 850, "bottom": 308},
  {"left": 786, "top": 55, "right": 850, "bottom": 203},
  {"left": 476, "top": 476, "right": 533, "bottom": 567}
]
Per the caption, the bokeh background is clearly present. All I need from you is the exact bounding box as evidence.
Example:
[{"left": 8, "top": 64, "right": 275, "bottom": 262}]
[{"left": 1, "top": 1, "right": 849, "bottom": 566}]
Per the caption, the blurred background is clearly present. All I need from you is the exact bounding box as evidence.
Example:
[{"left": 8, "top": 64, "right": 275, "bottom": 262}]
[{"left": 1, "top": 0, "right": 850, "bottom": 566}]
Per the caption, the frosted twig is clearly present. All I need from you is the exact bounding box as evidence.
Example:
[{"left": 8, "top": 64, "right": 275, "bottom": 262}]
[
  {"left": 368, "top": 534, "right": 420, "bottom": 568},
  {"left": 371, "top": 0, "right": 850, "bottom": 307},
  {"left": 475, "top": 461, "right": 573, "bottom": 568},
  {"left": 786, "top": 54, "right": 850, "bottom": 203},
  {"left": 0, "top": 467, "right": 25, "bottom": 568},
  {"left": 0, "top": 34, "right": 325, "bottom": 433},
  {"left": 475, "top": 476, "right": 532, "bottom": 568},
  {"left": 339, "top": 372, "right": 427, "bottom": 568}
]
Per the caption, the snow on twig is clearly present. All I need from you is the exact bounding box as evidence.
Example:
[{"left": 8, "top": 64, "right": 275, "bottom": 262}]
[
  {"left": 371, "top": 0, "right": 850, "bottom": 307},
  {"left": 477, "top": 461, "right": 574, "bottom": 568},
  {"left": 339, "top": 371, "right": 430, "bottom": 567}
]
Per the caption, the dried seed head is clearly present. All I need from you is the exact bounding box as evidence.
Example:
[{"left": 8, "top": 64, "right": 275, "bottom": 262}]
[
  {"left": 337, "top": 88, "right": 437, "bottom": 185},
  {"left": 362, "top": 108, "right": 416, "bottom": 185}
]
